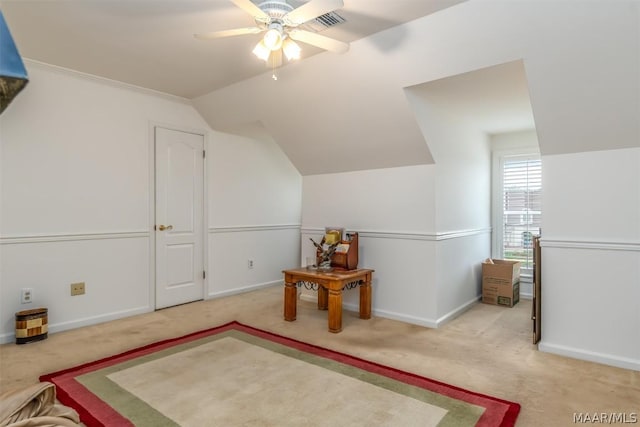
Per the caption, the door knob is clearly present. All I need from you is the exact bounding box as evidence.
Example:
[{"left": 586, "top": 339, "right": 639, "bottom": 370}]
[{"left": 157, "top": 224, "right": 173, "bottom": 231}]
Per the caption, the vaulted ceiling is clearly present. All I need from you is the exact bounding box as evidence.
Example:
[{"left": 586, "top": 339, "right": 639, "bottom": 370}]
[
  {"left": 0, "top": 0, "right": 552, "bottom": 175},
  {"left": 0, "top": 0, "right": 466, "bottom": 98}
]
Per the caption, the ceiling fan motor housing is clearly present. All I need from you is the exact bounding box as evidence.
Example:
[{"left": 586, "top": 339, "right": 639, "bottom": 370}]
[{"left": 257, "top": 1, "right": 294, "bottom": 20}]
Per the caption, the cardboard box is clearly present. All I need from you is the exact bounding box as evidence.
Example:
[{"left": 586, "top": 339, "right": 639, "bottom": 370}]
[
  {"left": 482, "top": 259, "right": 520, "bottom": 307},
  {"left": 482, "top": 281, "right": 520, "bottom": 307}
]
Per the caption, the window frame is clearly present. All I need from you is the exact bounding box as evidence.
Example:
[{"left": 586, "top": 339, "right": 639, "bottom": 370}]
[{"left": 491, "top": 148, "right": 541, "bottom": 282}]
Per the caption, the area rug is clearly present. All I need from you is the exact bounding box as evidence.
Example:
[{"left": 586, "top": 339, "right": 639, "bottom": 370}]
[{"left": 40, "top": 321, "right": 520, "bottom": 427}]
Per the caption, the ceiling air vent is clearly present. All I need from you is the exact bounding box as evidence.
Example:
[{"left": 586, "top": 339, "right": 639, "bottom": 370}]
[{"left": 304, "top": 11, "right": 346, "bottom": 32}]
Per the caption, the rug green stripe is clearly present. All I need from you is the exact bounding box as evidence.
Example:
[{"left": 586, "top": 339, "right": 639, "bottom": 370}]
[
  {"left": 76, "top": 375, "right": 179, "bottom": 427},
  {"left": 77, "top": 329, "right": 483, "bottom": 426},
  {"left": 76, "top": 332, "right": 234, "bottom": 426},
  {"left": 231, "top": 331, "right": 484, "bottom": 427}
]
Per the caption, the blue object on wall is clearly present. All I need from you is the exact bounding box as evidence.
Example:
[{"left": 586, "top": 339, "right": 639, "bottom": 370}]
[{"left": 0, "top": 10, "right": 28, "bottom": 114}]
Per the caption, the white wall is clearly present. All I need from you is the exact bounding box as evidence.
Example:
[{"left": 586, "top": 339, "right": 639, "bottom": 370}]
[
  {"left": 435, "top": 235, "right": 488, "bottom": 320},
  {"left": 490, "top": 129, "right": 539, "bottom": 153},
  {"left": 208, "top": 132, "right": 301, "bottom": 227},
  {"left": 0, "top": 62, "right": 205, "bottom": 341},
  {"left": 300, "top": 157, "right": 491, "bottom": 327},
  {"left": 429, "top": 127, "right": 492, "bottom": 321},
  {"left": 302, "top": 165, "right": 436, "bottom": 233},
  {"left": 208, "top": 132, "right": 302, "bottom": 298},
  {"left": 301, "top": 166, "right": 440, "bottom": 325},
  {"left": 0, "top": 62, "right": 302, "bottom": 342},
  {"left": 415, "top": 109, "right": 492, "bottom": 233},
  {"left": 539, "top": 148, "right": 640, "bottom": 370},
  {"left": 543, "top": 149, "right": 640, "bottom": 243},
  {"left": 300, "top": 160, "right": 489, "bottom": 326},
  {"left": 405, "top": 78, "right": 493, "bottom": 321}
]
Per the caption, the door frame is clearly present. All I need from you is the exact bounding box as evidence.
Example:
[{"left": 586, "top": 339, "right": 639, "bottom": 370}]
[{"left": 148, "top": 121, "right": 209, "bottom": 310}]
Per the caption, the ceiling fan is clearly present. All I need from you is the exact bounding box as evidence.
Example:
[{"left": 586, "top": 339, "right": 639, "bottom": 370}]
[{"left": 195, "top": 0, "right": 349, "bottom": 68}]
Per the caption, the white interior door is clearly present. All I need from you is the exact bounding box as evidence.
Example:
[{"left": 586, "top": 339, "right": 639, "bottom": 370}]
[{"left": 155, "top": 127, "right": 205, "bottom": 309}]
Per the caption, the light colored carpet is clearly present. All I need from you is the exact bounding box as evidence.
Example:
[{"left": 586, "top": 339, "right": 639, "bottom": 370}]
[
  {"left": 47, "top": 323, "right": 518, "bottom": 426},
  {"left": 1, "top": 285, "right": 639, "bottom": 427}
]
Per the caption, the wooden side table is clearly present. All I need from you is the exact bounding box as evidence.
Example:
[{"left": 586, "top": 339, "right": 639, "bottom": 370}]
[{"left": 283, "top": 268, "right": 374, "bottom": 333}]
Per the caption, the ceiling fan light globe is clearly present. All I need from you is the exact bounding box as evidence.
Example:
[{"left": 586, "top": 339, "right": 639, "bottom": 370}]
[
  {"left": 252, "top": 40, "right": 271, "bottom": 61},
  {"left": 263, "top": 28, "right": 283, "bottom": 50},
  {"left": 282, "top": 38, "right": 301, "bottom": 61}
]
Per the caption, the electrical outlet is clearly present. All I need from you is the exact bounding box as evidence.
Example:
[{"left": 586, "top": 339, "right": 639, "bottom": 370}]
[
  {"left": 247, "top": 259, "right": 254, "bottom": 269},
  {"left": 70, "top": 282, "right": 85, "bottom": 296},
  {"left": 21, "top": 288, "right": 33, "bottom": 304}
]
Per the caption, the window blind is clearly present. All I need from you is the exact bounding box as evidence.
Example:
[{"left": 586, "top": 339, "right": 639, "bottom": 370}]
[{"left": 502, "top": 156, "right": 541, "bottom": 270}]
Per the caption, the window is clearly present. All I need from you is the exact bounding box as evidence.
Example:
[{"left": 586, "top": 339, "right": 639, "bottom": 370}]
[{"left": 493, "top": 153, "right": 541, "bottom": 278}]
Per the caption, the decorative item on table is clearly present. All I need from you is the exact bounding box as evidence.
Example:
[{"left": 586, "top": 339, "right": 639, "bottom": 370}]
[
  {"left": 324, "top": 227, "right": 343, "bottom": 245},
  {"left": 309, "top": 235, "right": 339, "bottom": 272},
  {"left": 330, "top": 231, "right": 359, "bottom": 270},
  {"left": 305, "top": 256, "right": 317, "bottom": 270}
]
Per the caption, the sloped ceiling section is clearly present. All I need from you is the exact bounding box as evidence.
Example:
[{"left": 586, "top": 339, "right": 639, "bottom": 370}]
[
  {"left": 193, "top": 0, "right": 639, "bottom": 176},
  {"left": 193, "top": 38, "right": 436, "bottom": 176},
  {"left": 405, "top": 60, "right": 535, "bottom": 163}
]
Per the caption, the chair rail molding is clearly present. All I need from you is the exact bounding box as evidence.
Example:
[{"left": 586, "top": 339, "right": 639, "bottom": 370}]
[
  {"left": 0, "top": 231, "right": 150, "bottom": 245},
  {"left": 300, "top": 227, "right": 491, "bottom": 241},
  {"left": 540, "top": 238, "right": 640, "bottom": 252},
  {"left": 209, "top": 224, "right": 301, "bottom": 233}
]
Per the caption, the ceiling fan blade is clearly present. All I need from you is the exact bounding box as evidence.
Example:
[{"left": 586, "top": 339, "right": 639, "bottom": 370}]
[
  {"left": 288, "top": 29, "right": 349, "bottom": 53},
  {"left": 231, "top": 0, "right": 270, "bottom": 23},
  {"left": 194, "top": 27, "right": 263, "bottom": 40},
  {"left": 283, "top": 0, "right": 343, "bottom": 26}
]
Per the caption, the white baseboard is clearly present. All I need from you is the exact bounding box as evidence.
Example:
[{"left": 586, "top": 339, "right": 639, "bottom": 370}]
[
  {"left": 538, "top": 341, "right": 640, "bottom": 372},
  {"left": 375, "top": 296, "right": 482, "bottom": 329},
  {"left": 299, "top": 292, "right": 438, "bottom": 327},
  {"left": 435, "top": 296, "right": 481, "bottom": 326},
  {"left": 371, "top": 308, "right": 438, "bottom": 329},
  {"left": 207, "top": 280, "right": 282, "bottom": 299},
  {"left": 0, "top": 305, "right": 152, "bottom": 345},
  {"left": 1, "top": 282, "right": 284, "bottom": 344}
]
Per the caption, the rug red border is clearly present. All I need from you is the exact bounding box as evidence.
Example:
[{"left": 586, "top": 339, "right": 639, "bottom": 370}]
[{"left": 40, "top": 321, "right": 520, "bottom": 427}]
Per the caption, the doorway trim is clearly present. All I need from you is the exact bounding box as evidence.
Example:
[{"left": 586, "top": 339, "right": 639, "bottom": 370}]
[{"left": 148, "top": 121, "right": 209, "bottom": 310}]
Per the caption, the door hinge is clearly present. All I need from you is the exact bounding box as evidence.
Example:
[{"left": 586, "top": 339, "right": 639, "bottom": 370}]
[
  {"left": 203, "top": 270, "right": 206, "bottom": 279},
  {"left": 203, "top": 150, "right": 206, "bottom": 158}
]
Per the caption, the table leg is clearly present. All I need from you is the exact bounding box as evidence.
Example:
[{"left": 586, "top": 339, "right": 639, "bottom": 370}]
[
  {"left": 284, "top": 281, "right": 297, "bottom": 321},
  {"left": 359, "top": 276, "right": 372, "bottom": 319},
  {"left": 328, "top": 289, "right": 343, "bottom": 333},
  {"left": 317, "top": 285, "right": 328, "bottom": 310}
]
